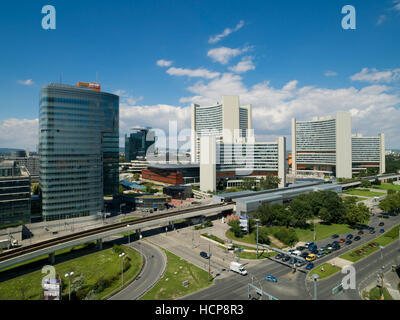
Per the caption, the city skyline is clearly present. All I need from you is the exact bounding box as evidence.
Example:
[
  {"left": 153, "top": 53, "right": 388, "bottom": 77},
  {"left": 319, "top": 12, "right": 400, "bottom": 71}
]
[{"left": 0, "top": 0, "right": 400, "bottom": 150}]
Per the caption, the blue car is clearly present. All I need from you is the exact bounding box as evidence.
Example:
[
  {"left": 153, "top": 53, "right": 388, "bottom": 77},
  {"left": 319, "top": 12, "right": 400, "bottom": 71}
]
[
  {"left": 380, "top": 229, "right": 385, "bottom": 233},
  {"left": 306, "top": 263, "right": 314, "bottom": 270},
  {"left": 265, "top": 275, "right": 277, "bottom": 282}
]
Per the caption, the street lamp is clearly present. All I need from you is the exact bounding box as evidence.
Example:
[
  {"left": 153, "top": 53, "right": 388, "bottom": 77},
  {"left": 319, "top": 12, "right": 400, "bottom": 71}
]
[
  {"left": 119, "top": 253, "right": 126, "bottom": 287},
  {"left": 139, "top": 234, "right": 143, "bottom": 257},
  {"left": 64, "top": 271, "right": 74, "bottom": 300},
  {"left": 255, "top": 219, "right": 260, "bottom": 259},
  {"left": 127, "top": 225, "right": 131, "bottom": 244},
  {"left": 311, "top": 274, "right": 319, "bottom": 300}
]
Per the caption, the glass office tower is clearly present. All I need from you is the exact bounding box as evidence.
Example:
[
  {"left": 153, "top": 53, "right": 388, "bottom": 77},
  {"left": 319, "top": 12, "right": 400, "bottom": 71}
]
[{"left": 39, "top": 83, "right": 119, "bottom": 221}]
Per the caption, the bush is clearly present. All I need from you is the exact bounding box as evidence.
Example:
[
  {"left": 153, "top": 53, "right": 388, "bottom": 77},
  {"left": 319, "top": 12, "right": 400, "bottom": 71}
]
[
  {"left": 92, "top": 277, "right": 111, "bottom": 293},
  {"left": 112, "top": 244, "right": 124, "bottom": 255},
  {"left": 272, "top": 227, "right": 298, "bottom": 246}
]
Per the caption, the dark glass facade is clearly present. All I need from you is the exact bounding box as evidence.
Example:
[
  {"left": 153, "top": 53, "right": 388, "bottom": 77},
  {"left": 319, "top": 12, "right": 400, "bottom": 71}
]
[
  {"left": 39, "top": 83, "right": 119, "bottom": 221},
  {"left": 125, "top": 128, "right": 155, "bottom": 162}
]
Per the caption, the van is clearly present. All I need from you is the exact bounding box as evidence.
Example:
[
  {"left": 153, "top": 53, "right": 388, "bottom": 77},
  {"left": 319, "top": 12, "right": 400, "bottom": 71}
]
[{"left": 230, "top": 262, "right": 247, "bottom": 275}]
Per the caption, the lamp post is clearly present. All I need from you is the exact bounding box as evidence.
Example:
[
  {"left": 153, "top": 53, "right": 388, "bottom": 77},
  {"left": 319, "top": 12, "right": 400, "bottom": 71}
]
[
  {"left": 139, "top": 234, "right": 143, "bottom": 257},
  {"left": 127, "top": 225, "right": 131, "bottom": 245},
  {"left": 64, "top": 271, "right": 74, "bottom": 300},
  {"left": 119, "top": 253, "right": 126, "bottom": 287},
  {"left": 255, "top": 219, "right": 260, "bottom": 259},
  {"left": 311, "top": 274, "right": 319, "bottom": 300}
]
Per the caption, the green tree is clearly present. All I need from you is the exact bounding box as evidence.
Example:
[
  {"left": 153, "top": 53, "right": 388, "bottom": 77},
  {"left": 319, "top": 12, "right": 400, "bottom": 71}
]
[
  {"left": 256, "top": 226, "right": 271, "bottom": 245},
  {"left": 242, "top": 177, "right": 257, "bottom": 191},
  {"left": 288, "top": 194, "right": 313, "bottom": 227},
  {"left": 361, "top": 180, "right": 372, "bottom": 188},
  {"left": 259, "top": 175, "right": 281, "bottom": 190},
  {"left": 345, "top": 201, "right": 370, "bottom": 226},
  {"left": 228, "top": 219, "right": 243, "bottom": 238},
  {"left": 31, "top": 182, "right": 41, "bottom": 195}
]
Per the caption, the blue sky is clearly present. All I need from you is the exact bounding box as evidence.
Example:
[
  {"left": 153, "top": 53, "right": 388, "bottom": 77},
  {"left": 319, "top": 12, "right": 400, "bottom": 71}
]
[{"left": 0, "top": 0, "right": 400, "bottom": 150}]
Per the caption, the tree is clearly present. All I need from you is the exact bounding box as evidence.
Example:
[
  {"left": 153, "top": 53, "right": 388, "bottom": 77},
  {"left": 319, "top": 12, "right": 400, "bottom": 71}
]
[
  {"left": 228, "top": 219, "right": 243, "bottom": 238},
  {"left": 259, "top": 175, "right": 281, "bottom": 190},
  {"left": 288, "top": 194, "right": 313, "bottom": 227},
  {"left": 242, "top": 177, "right": 257, "bottom": 191},
  {"left": 31, "top": 182, "right": 41, "bottom": 195},
  {"left": 256, "top": 226, "right": 271, "bottom": 245},
  {"left": 345, "top": 201, "right": 370, "bottom": 226},
  {"left": 361, "top": 180, "right": 371, "bottom": 188}
]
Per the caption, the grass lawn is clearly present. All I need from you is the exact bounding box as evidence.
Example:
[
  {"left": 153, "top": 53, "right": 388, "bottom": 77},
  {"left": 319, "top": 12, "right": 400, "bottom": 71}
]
[
  {"left": 0, "top": 245, "right": 143, "bottom": 300},
  {"left": 340, "top": 224, "right": 400, "bottom": 263},
  {"left": 373, "top": 183, "right": 400, "bottom": 192},
  {"left": 225, "top": 230, "right": 282, "bottom": 249},
  {"left": 236, "top": 250, "right": 276, "bottom": 260},
  {"left": 309, "top": 263, "right": 342, "bottom": 280},
  {"left": 140, "top": 249, "right": 212, "bottom": 300},
  {"left": 343, "top": 189, "right": 385, "bottom": 198},
  {"left": 120, "top": 216, "right": 142, "bottom": 223},
  {"left": 368, "top": 286, "right": 393, "bottom": 300},
  {"left": 293, "top": 223, "right": 354, "bottom": 242}
]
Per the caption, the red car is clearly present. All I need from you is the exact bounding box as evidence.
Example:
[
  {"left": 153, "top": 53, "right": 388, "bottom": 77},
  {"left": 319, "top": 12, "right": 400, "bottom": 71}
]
[
  {"left": 357, "top": 231, "right": 364, "bottom": 235},
  {"left": 339, "top": 238, "right": 345, "bottom": 243}
]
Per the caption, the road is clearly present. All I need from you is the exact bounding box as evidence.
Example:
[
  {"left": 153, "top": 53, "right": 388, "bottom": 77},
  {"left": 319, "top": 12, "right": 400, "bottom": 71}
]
[{"left": 109, "top": 241, "right": 167, "bottom": 300}]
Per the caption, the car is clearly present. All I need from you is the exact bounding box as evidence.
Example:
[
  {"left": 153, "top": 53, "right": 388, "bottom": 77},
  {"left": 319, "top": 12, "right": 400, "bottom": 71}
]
[
  {"left": 265, "top": 275, "right": 277, "bottom": 282},
  {"left": 369, "top": 230, "right": 376, "bottom": 234},
  {"left": 346, "top": 234, "right": 353, "bottom": 240},
  {"left": 306, "top": 262, "right": 314, "bottom": 270},
  {"left": 379, "top": 222, "right": 385, "bottom": 227},
  {"left": 316, "top": 252, "right": 325, "bottom": 258},
  {"left": 310, "top": 248, "right": 318, "bottom": 254},
  {"left": 300, "top": 252, "right": 309, "bottom": 258},
  {"left": 275, "top": 253, "right": 283, "bottom": 259},
  {"left": 339, "top": 238, "right": 346, "bottom": 243},
  {"left": 305, "top": 241, "right": 314, "bottom": 248},
  {"left": 345, "top": 240, "right": 352, "bottom": 245},
  {"left": 331, "top": 234, "right": 339, "bottom": 239},
  {"left": 296, "top": 246, "right": 306, "bottom": 251},
  {"left": 332, "top": 244, "right": 341, "bottom": 251},
  {"left": 354, "top": 236, "right": 361, "bottom": 241},
  {"left": 292, "top": 250, "right": 302, "bottom": 256},
  {"left": 282, "top": 255, "right": 290, "bottom": 262},
  {"left": 380, "top": 229, "right": 385, "bottom": 233},
  {"left": 295, "top": 260, "right": 306, "bottom": 267},
  {"left": 357, "top": 231, "right": 364, "bottom": 235},
  {"left": 332, "top": 241, "right": 339, "bottom": 246},
  {"left": 289, "top": 257, "right": 297, "bottom": 264},
  {"left": 306, "top": 254, "right": 316, "bottom": 262},
  {"left": 368, "top": 226, "right": 374, "bottom": 231},
  {"left": 200, "top": 251, "right": 210, "bottom": 259},
  {"left": 324, "top": 248, "right": 332, "bottom": 254}
]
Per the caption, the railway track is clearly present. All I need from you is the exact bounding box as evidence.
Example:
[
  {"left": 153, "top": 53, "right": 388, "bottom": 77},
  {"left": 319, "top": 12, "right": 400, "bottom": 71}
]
[{"left": 0, "top": 202, "right": 233, "bottom": 263}]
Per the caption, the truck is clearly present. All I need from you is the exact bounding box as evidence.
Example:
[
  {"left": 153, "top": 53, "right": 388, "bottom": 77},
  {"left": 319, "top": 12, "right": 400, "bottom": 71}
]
[{"left": 230, "top": 261, "right": 248, "bottom": 275}]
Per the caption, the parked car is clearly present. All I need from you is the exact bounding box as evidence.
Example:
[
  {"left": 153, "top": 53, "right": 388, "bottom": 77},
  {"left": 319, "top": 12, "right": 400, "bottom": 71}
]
[
  {"left": 289, "top": 257, "right": 297, "bottom": 264},
  {"left": 282, "top": 255, "right": 290, "bottom": 262},
  {"left": 305, "top": 241, "right": 315, "bottom": 248},
  {"left": 306, "top": 262, "right": 314, "bottom": 270},
  {"left": 265, "top": 275, "right": 277, "bottom": 282},
  {"left": 339, "top": 238, "right": 346, "bottom": 243},
  {"left": 380, "top": 229, "right": 385, "bottom": 233},
  {"left": 345, "top": 240, "right": 352, "bottom": 245},
  {"left": 300, "top": 252, "right": 310, "bottom": 258},
  {"left": 332, "top": 241, "right": 339, "bottom": 246},
  {"left": 332, "top": 244, "right": 341, "bottom": 251},
  {"left": 296, "top": 246, "right": 306, "bottom": 251},
  {"left": 296, "top": 260, "right": 306, "bottom": 267},
  {"left": 357, "top": 231, "right": 364, "bottom": 235},
  {"left": 369, "top": 230, "right": 376, "bottom": 234},
  {"left": 316, "top": 252, "right": 325, "bottom": 258},
  {"left": 346, "top": 234, "right": 353, "bottom": 240},
  {"left": 292, "top": 250, "right": 302, "bottom": 256},
  {"left": 354, "top": 236, "right": 361, "bottom": 241},
  {"left": 306, "top": 254, "right": 316, "bottom": 262},
  {"left": 332, "top": 234, "right": 339, "bottom": 239},
  {"left": 324, "top": 248, "right": 332, "bottom": 254},
  {"left": 275, "top": 253, "right": 283, "bottom": 259},
  {"left": 200, "top": 251, "right": 210, "bottom": 259},
  {"left": 379, "top": 222, "right": 385, "bottom": 227}
]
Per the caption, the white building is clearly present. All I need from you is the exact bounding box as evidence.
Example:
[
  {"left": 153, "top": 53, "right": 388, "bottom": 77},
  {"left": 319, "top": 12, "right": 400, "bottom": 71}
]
[
  {"left": 191, "top": 96, "right": 253, "bottom": 164},
  {"left": 292, "top": 113, "right": 385, "bottom": 179}
]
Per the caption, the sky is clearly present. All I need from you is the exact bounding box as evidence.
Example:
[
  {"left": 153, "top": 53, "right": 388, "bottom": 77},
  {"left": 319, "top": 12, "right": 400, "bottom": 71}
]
[{"left": 0, "top": 0, "right": 400, "bottom": 151}]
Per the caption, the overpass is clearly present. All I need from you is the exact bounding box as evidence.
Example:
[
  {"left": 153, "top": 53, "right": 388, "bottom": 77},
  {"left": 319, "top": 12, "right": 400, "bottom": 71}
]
[
  {"left": 0, "top": 203, "right": 234, "bottom": 270},
  {"left": 339, "top": 173, "right": 400, "bottom": 189}
]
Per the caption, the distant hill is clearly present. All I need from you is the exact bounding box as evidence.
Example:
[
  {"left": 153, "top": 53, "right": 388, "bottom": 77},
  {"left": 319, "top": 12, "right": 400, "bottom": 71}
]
[{"left": 0, "top": 148, "right": 24, "bottom": 154}]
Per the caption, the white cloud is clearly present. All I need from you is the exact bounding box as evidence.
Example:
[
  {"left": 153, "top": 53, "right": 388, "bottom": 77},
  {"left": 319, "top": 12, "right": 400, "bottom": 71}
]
[
  {"left": 229, "top": 56, "right": 255, "bottom": 74},
  {"left": 377, "top": 14, "right": 387, "bottom": 25},
  {"left": 17, "top": 79, "right": 34, "bottom": 86},
  {"left": 350, "top": 67, "right": 400, "bottom": 83},
  {"left": 157, "top": 59, "right": 173, "bottom": 67},
  {"left": 207, "top": 46, "right": 250, "bottom": 65},
  {"left": 208, "top": 20, "right": 245, "bottom": 44},
  {"left": 0, "top": 119, "right": 38, "bottom": 150},
  {"left": 393, "top": 0, "right": 400, "bottom": 11},
  {"left": 324, "top": 70, "right": 338, "bottom": 77},
  {"left": 166, "top": 67, "right": 220, "bottom": 79}
]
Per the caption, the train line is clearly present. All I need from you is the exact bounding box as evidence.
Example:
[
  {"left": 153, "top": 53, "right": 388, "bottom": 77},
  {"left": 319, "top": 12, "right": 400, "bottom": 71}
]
[{"left": 0, "top": 202, "right": 233, "bottom": 263}]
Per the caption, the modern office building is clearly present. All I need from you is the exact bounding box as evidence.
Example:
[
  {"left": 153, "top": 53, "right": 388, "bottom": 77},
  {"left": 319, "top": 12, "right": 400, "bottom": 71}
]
[
  {"left": 0, "top": 161, "right": 31, "bottom": 227},
  {"left": 125, "top": 127, "right": 156, "bottom": 162},
  {"left": 292, "top": 113, "right": 385, "bottom": 179},
  {"left": 191, "top": 96, "right": 253, "bottom": 163},
  {"left": 142, "top": 164, "right": 200, "bottom": 185},
  {"left": 7, "top": 150, "right": 40, "bottom": 176},
  {"left": 352, "top": 133, "right": 385, "bottom": 175},
  {"left": 199, "top": 137, "right": 287, "bottom": 192},
  {"left": 39, "top": 82, "right": 119, "bottom": 221}
]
